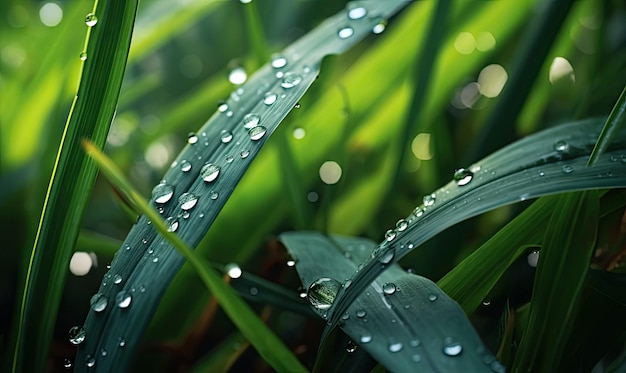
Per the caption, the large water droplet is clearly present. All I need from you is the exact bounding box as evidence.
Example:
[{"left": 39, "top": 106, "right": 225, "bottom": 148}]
[
  {"left": 200, "top": 163, "right": 220, "bottom": 183},
  {"left": 180, "top": 160, "right": 192, "bottom": 172},
  {"left": 228, "top": 66, "right": 247, "bottom": 84},
  {"left": 443, "top": 337, "right": 463, "bottom": 356},
  {"left": 382, "top": 282, "right": 397, "bottom": 295},
  {"left": 348, "top": 6, "right": 367, "bottom": 19},
  {"left": 68, "top": 326, "right": 86, "bottom": 345},
  {"left": 281, "top": 72, "right": 303, "bottom": 89},
  {"left": 263, "top": 92, "right": 278, "bottom": 105},
  {"left": 346, "top": 340, "right": 358, "bottom": 353},
  {"left": 166, "top": 216, "right": 179, "bottom": 232},
  {"left": 379, "top": 248, "right": 395, "bottom": 264},
  {"left": 454, "top": 168, "right": 474, "bottom": 186},
  {"left": 385, "top": 229, "right": 396, "bottom": 242},
  {"left": 240, "top": 150, "right": 250, "bottom": 159},
  {"left": 396, "top": 219, "right": 408, "bottom": 232},
  {"left": 360, "top": 334, "right": 372, "bottom": 344},
  {"left": 388, "top": 341, "right": 403, "bottom": 353},
  {"left": 116, "top": 291, "right": 132, "bottom": 309},
  {"left": 356, "top": 309, "right": 367, "bottom": 318},
  {"left": 243, "top": 113, "right": 260, "bottom": 129},
  {"left": 307, "top": 277, "right": 341, "bottom": 310},
  {"left": 179, "top": 192, "right": 199, "bottom": 210},
  {"left": 248, "top": 126, "right": 267, "bottom": 141},
  {"left": 220, "top": 130, "right": 233, "bottom": 143},
  {"left": 85, "top": 13, "right": 98, "bottom": 26},
  {"left": 338, "top": 26, "right": 354, "bottom": 39},
  {"left": 225, "top": 263, "right": 242, "bottom": 279},
  {"left": 188, "top": 132, "right": 199, "bottom": 144},
  {"left": 553, "top": 140, "right": 569, "bottom": 152},
  {"left": 152, "top": 183, "right": 174, "bottom": 204},
  {"left": 423, "top": 193, "right": 436, "bottom": 206},
  {"left": 271, "top": 55, "right": 287, "bottom": 68},
  {"left": 372, "top": 18, "right": 387, "bottom": 34}
]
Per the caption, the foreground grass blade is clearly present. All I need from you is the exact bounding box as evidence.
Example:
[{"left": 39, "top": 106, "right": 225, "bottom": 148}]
[
  {"left": 5, "top": 2, "right": 138, "bottom": 372},
  {"left": 512, "top": 191, "right": 598, "bottom": 372},
  {"left": 280, "top": 232, "right": 504, "bottom": 372},
  {"left": 75, "top": 2, "right": 409, "bottom": 371},
  {"left": 82, "top": 141, "right": 307, "bottom": 372},
  {"left": 588, "top": 86, "right": 626, "bottom": 165},
  {"left": 327, "top": 118, "right": 626, "bottom": 331}
]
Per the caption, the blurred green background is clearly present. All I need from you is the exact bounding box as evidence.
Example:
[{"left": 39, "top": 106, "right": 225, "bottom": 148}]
[{"left": 1, "top": 0, "right": 625, "bottom": 371}]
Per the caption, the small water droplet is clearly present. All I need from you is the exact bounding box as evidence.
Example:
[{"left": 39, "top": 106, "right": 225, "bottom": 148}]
[
  {"left": 271, "top": 55, "right": 287, "bottom": 68},
  {"left": 538, "top": 170, "right": 545, "bottom": 176},
  {"left": 562, "top": 164, "right": 574, "bottom": 174},
  {"left": 372, "top": 18, "right": 387, "bottom": 34},
  {"left": 85, "top": 355, "right": 96, "bottom": 368},
  {"left": 85, "top": 13, "right": 98, "bottom": 26},
  {"left": 388, "top": 341, "right": 403, "bottom": 353},
  {"left": 179, "top": 192, "right": 199, "bottom": 210},
  {"left": 360, "top": 334, "right": 372, "bottom": 343},
  {"left": 210, "top": 190, "right": 219, "bottom": 200},
  {"left": 413, "top": 207, "right": 424, "bottom": 218},
  {"left": 281, "top": 72, "right": 303, "bottom": 89},
  {"left": 341, "top": 312, "right": 350, "bottom": 320},
  {"left": 218, "top": 130, "right": 233, "bottom": 144},
  {"left": 218, "top": 101, "right": 228, "bottom": 112},
  {"left": 620, "top": 154, "right": 626, "bottom": 163},
  {"left": 68, "top": 326, "right": 86, "bottom": 345},
  {"left": 385, "top": 229, "right": 396, "bottom": 242},
  {"left": 200, "top": 163, "right": 220, "bottom": 183},
  {"left": 423, "top": 193, "right": 436, "bottom": 206},
  {"left": 118, "top": 338, "right": 126, "bottom": 347},
  {"left": 382, "top": 282, "right": 397, "bottom": 295},
  {"left": 428, "top": 293, "right": 438, "bottom": 302},
  {"left": 454, "top": 168, "right": 474, "bottom": 186},
  {"left": 263, "top": 92, "right": 278, "bottom": 105},
  {"left": 356, "top": 309, "right": 367, "bottom": 318},
  {"left": 228, "top": 66, "right": 247, "bottom": 84},
  {"left": 409, "top": 339, "right": 421, "bottom": 347},
  {"left": 443, "top": 337, "right": 463, "bottom": 356},
  {"left": 63, "top": 358, "right": 72, "bottom": 369},
  {"left": 249, "top": 287, "right": 259, "bottom": 295},
  {"left": 113, "top": 274, "right": 122, "bottom": 285},
  {"left": 248, "top": 126, "right": 267, "bottom": 141},
  {"left": 79, "top": 52, "right": 87, "bottom": 61},
  {"left": 116, "top": 291, "right": 132, "bottom": 309},
  {"left": 286, "top": 258, "right": 296, "bottom": 267},
  {"left": 346, "top": 340, "right": 358, "bottom": 353},
  {"left": 294, "top": 102, "right": 301, "bottom": 109},
  {"left": 225, "top": 263, "right": 242, "bottom": 279},
  {"left": 307, "top": 277, "right": 341, "bottom": 310},
  {"left": 379, "top": 248, "right": 395, "bottom": 264},
  {"left": 187, "top": 132, "right": 198, "bottom": 144},
  {"left": 240, "top": 150, "right": 250, "bottom": 159},
  {"left": 101, "top": 348, "right": 107, "bottom": 357},
  {"left": 90, "top": 293, "right": 108, "bottom": 312},
  {"left": 338, "top": 26, "right": 354, "bottom": 39},
  {"left": 527, "top": 249, "right": 540, "bottom": 267},
  {"left": 412, "top": 354, "right": 422, "bottom": 363},
  {"left": 482, "top": 299, "right": 491, "bottom": 306},
  {"left": 348, "top": 6, "right": 367, "bottom": 20},
  {"left": 180, "top": 160, "right": 192, "bottom": 172},
  {"left": 166, "top": 216, "right": 179, "bottom": 232},
  {"left": 152, "top": 257, "right": 159, "bottom": 263},
  {"left": 243, "top": 113, "right": 260, "bottom": 129},
  {"left": 554, "top": 140, "right": 569, "bottom": 152},
  {"left": 396, "top": 219, "right": 408, "bottom": 232}
]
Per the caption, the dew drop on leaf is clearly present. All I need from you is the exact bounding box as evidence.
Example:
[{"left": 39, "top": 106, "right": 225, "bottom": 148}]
[
  {"left": 113, "top": 274, "right": 122, "bottom": 285},
  {"left": 248, "top": 126, "right": 267, "bottom": 141},
  {"left": 85, "top": 13, "right": 97, "bottom": 26},
  {"left": 187, "top": 132, "right": 198, "bottom": 144},
  {"left": 341, "top": 312, "right": 350, "bottom": 320},
  {"left": 281, "top": 72, "right": 303, "bottom": 88},
  {"left": 348, "top": 6, "right": 367, "bottom": 20},
  {"left": 165, "top": 217, "right": 179, "bottom": 232},
  {"left": 243, "top": 113, "right": 260, "bottom": 129},
  {"left": 423, "top": 193, "right": 436, "bottom": 206},
  {"left": 118, "top": 338, "right": 126, "bottom": 347},
  {"left": 200, "top": 163, "right": 220, "bottom": 183},
  {"left": 79, "top": 52, "right": 87, "bottom": 61},
  {"left": 218, "top": 101, "right": 228, "bottom": 112},
  {"left": 382, "top": 282, "right": 397, "bottom": 295},
  {"left": 372, "top": 18, "right": 387, "bottom": 34},
  {"left": 443, "top": 337, "right": 463, "bottom": 356},
  {"left": 379, "top": 248, "right": 395, "bottom": 264},
  {"left": 210, "top": 190, "right": 219, "bottom": 200},
  {"left": 385, "top": 229, "right": 396, "bottom": 242},
  {"left": 85, "top": 355, "right": 96, "bottom": 368},
  {"left": 63, "top": 359, "right": 72, "bottom": 369},
  {"left": 180, "top": 160, "right": 192, "bottom": 172},
  {"left": 152, "top": 183, "right": 174, "bottom": 204},
  {"left": 115, "top": 291, "right": 132, "bottom": 309},
  {"left": 346, "top": 340, "right": 358, "bottom": 353},
  {"left": 561, "top": 164, "right": 574, "bottom": 174},
  {"left": 179, "top": 192, "right": 199, "bottom": 210},
  {"left": 553, "top": 140, "right": 569, "bottom": 152},
  {"left": 240, "top": 150, "right": 250, "bottom": 159},
  {"left": 219, "top": 130, "right": 233, "bottom": 143},
  {"left": 228, "top": 66, "right": 247, "bottom": 84},
  {"left": 225, "top": 263, "right": 242, "bottom": 279},
  {"left": 307, "top": 277, "right": 341, "bottom": 310},
  {"left": 428, "top": 293, "right": 438, "bottom": 302},
  {"left": 453, "top": 168, "right": 474, "bottom": 186},
  {"left": 68, "top": 326, "right": 86, "bottom": 345},
  {"left": 271, "top": 55, "right": 287, "bottom": 68},
  {"left": 338, "top": 26, "right": 354, "bottom": 39},
  {"left": 396, "top": 219, "right": 408, "bottom": 232},
  {"left": 388, "top": 341, "right": 403, "bottom": 353},
  {"left": 360, "top": 334, "right": 372, "bottom": 344},
  {"left": 356, "top": 309, "right": 367, "bottom": 318}
]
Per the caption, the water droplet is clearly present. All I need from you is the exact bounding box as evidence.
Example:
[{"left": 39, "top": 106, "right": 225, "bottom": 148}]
[
  {"left": 248, "top": 126, "right": 267, "bottom": 141},
  {"left": 454, "top": 168, "right": 474, "bottom": 186},
  {"left": 562, "top": 165, "right": 574, "bottom": 174},
  {"left": 271, "top": 55, "right": 287, "bottom": 68},
  {"left": 240, "top": 150, "right": 250, "bottom": 158},
  {"left": 620, "top": 154, "right": 626, "bottom": 163},
  {"left": 372, "top": 18, "right": 387, "bottom": 34},
  {"left": 388, "top": 341, "right": 403, "bottom": 353},
  {"left": 217, "top": 130, "right": 233, "bottom": 144},
  {"left": 356, "top": 309, "right": 367, "bottom": 318},
  {"left": 111, "top": 274, "right": 122, "bottom": 285},
  {"left": 85, "top": 355, "right": 96, "bottom": 368},
  {"left": 286, "top": 258, "right": 296, "bottom": 267},
  {"left": 228, "top": 66, "right": 247, "bottom": 84},
  {"left": 281, "top": 72, "right": 303, "bottom": 89},
  {"left": 413, "top": 207, "right": 424, "bottom": 218},
  {"left": 152, "top": 257, "right": 159, "bottom": 263},
  {"left": 360, "top": 334, "right": 372, "bottom": 343},
  {"left": 443, "top": 337, "right": 463, "bottom": 356},
  {"left": 68, "top": 326, "right": 86, "bottom": 345},
  {"left": 409, "top": 339, "right": 421, "bottom": 347},
  {"left": 179, "top": 192, "right": 199, "bottom": 210},
  {"left": 118, "top": 338, "right": 126, "bottom": 347},
  {"left": 396, "top": 219, "right": 408, "bottom": 232},
  {"left": 294, "top": 102, "right": 301, "bottom": 109},
  {"left": 249, "top": 287, "right": 259, "bottom": 295},
  {"left": 346, "top": 340, "right": 358, "bottom": 353},
  {"left": 188, "top": 132, "right": 198, "bottom": 144},
  {"left": 85, "top": 13, "right": 98, "bottom": 26},
  {"left": 63, "top": 358, "right": 72, "bottom": 369},
  {"left": 180, "top": 160, "right": 192, "bottom": 172},
  {"left": 341, "top": 312, "right": 350, "bottom": 320},
  {"left": 166, "top": 217, "right": 179, "bottom": 232},
  {"left": 423, "top": 193, "right": 436, "bottom": 206},
  {"left": 338, "top": 26, "right": 354, "bottom": 39},
  {"left": 382, "top": 282, "right": 397, "bottom": 295},
  {"left": 527, "top": 249, "right": 540, "bottom": 267},
  {"left": 116, "top": 291, "right": 132, "bottom": 308},
  {"left": 554, "top": 140, "right": 569, "bottom": 152},
  {"left": 412, "top": 354, "right": 422, "bottom": 363},
  {"left": 379, "top": 248, "right": 395, "bottom": 264},
  {"left": 225, "top": 155, "right": 234, "bottom": 163},
  {"left": 538, "top": 170, "right": 545, "bottom": 176},
  {"left": 307, "top": 277, "right": 341, "bottom": 310},
  {"left": 385, "top": 229, "right": 396, "bottom": 242},
  {"left": 263, "top": 92, "right": 278, "bottom": 105},
  {"left": 348, "top": 6, "right": 367, "bottom": 20},
  {"left": 243, "top": 113, "right": 260, "bottom": 129},
  {"left": 427, "top": 293, "right": 438, "bottom": 302},
  {"left": 79, "top": 52, "right": 87, "bottom": 61},
  {"left": 101, "top": 348, "right": 107, "bottom": 357},
  {"left": 200, "top": 163, "right": 220, "bottom": 183},
  {"left": 482, "top": 299, "right": 491, "bottom": 306},
  {"left": 210, "top": 190, "right": 219, "bottom": 200},
  {"left": 218, "top": 101, "right": 229, "bottom": 112},
  {"left": 225, "top": 263, "right": 242, "bottom": 279}
]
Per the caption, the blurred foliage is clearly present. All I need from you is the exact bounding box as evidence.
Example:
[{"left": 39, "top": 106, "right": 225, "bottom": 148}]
[{"left": 1, "top": 0, "right": 625, "bottom": 371}]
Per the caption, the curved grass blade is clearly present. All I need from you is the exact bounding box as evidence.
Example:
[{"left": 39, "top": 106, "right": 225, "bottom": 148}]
[
  {"left": 75, "top": 1, "right": 409, "bottom": 371},
  {"left": 81, "top": 141, "right": 307, "bottom": 372},
  {"left": 5, "top": 2, "right": 138, "bottom": 372},
  {"left": 280, "top": 232, "right": 505, "bottom": 372},
  {"left": 512, "top": 191, "right": 599, "bottom": 372},
  {"left": 588, "top": 86, "right": 626, "bottom": 166},
  {"left": 326, "top": 118, "right": 626, "bottom": 332}
]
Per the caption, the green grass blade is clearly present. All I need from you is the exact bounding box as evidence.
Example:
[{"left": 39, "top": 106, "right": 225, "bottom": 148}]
[
  {"left": 588, "top": 86, "right": 626, "bottom": 165},
  {"left": 6, "top": 2, "right": 138, "bottom": 371},
  {"left": 327, "top": 118, "right": 626, "bottom": 331},
  {"left": 280, "top": 232, "right": 504, "bottom": 372},
  {"left": 242, "top": 0, "right": 269, "bottom": 67},
  {"left": 81, "top": 141, "right": 307, "bottom": 372},
  {"left": 512, "top": 191, "right": 598, "bottom": 372}
]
